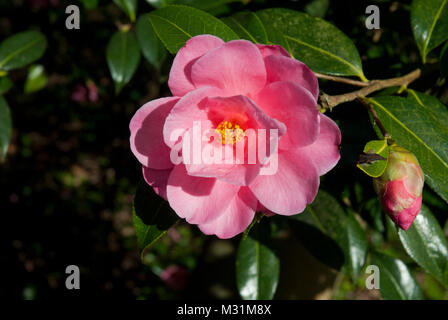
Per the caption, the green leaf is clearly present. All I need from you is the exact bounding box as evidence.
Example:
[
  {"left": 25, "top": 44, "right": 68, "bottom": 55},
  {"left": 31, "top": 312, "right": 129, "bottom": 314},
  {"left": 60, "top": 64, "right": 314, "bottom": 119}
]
[
  {"left": 290, "top": 191, "right": 367, "bottom": 278},
  {"left": 369, "top": 96, "right": 448, "bottom": 204},
  {"left": 222, "top": 11, "right": 268, "bottom": 43},
  {"left": 236, "top": 219, "right": 279, "bottom": 300},
  {"left": 0, "top": 96, "right": 12, "bottom": 160},
  {"left": 398, "top": 205, "right": 448, "bottom": 287},
  {"left": 371, "top": 252, "right": 424, "bottom": 300},
  {"left": 24, "top": 65, "right": 48, "bottom": 94},
  {"left": 106, "top": 30, "right": 141, "bottom": 94},
  {"left": 113, "top": 0, "right": 137, "bottom": 22},
  {"left": 411, "top": 0, "right": 448, "bottom": 63},
  {"left": 0, "top": 31, "right": 47, "bottom": 71},
  {"left": 148, "top": 5, "right": 239, "bottom": 54},
  {"left": 176, "top": 0, "right": 242, "bottom": 14},
  {"left": 133, "top": 181, "right": 179, "bottom": 258},
  {"left": 80, "top": 0, "right": 99, "bottom": 9},
  {"left": 0, "top": 76, "right": 12, "bottom": 95},
  {"left": 304, "top": 0, "right": 330, "bottom": 18},
  {"left": 441, "top": 41, "right": 448, "bottom": 77},
  {"left": 357, "top": 139, "right": 389, "bottom": 178},
  {"left": 136, "top": 14, "right": 167, "bottom": 70},
  {"left": 256, "top": 8, "right": 366, "bottom": 81},
  {"left": 407, "top": 89, "right": 448, "bottom": 127}
]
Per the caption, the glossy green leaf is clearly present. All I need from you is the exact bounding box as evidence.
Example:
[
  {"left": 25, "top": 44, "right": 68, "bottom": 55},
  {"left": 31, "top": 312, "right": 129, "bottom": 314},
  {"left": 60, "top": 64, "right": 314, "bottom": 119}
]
[
  {"left": 148, "top": 5, "right": 239, "bottom": 54},
  {"left": 370, "top": 96, "right": 448, "bottom": 204},
  {"left": 290, "top": 191, "right": 367, "bottom": 278},
  {"left": 441, "top": 41, "right": 448, "bottom": 77},
  {"left": 133, "top": 181, "right": 179, "bottom": 258},
  {"left": 222, "top": 11, "right": 268, "bottom": 43},
  {"left": 106, "top": 30, "right": 141, "bottom": 94},
  {"left": 113, "top": 0, "right": 137, "bottom": 22},
  {"left": 0, "top": 96, "right": 12, "bottom": 160},
  {"left": 136, "top": 14, "right": 167, "bottom": 69},
  {"left": 357, "top": 139, "right": 389, "bottom": 178},
  {"left": 256, "top": 8, "right": 366, "bottom": 80},
  {"left": 236, "top": 219, "right": 279, "bottom": 300},
  {"left": 407, "top": 90, "right": 448, "bottom": 127},
  {"left": 398, "top": 205, "right": 448, "bottom": 287},
  {"left": 0, "top": 76, "right": 12, "bottom": 95},
  {"left": 371, "top": 252, "right": 424, "bottom": 300},
  {"left": 411, "top": 0, "right": 448, "bottom": 63},
  {"left": 0, "top": 31, "right": 47, "bottom": 71},
  {"left": 24, "top": 65, "right": 48, "bottom": 94}
]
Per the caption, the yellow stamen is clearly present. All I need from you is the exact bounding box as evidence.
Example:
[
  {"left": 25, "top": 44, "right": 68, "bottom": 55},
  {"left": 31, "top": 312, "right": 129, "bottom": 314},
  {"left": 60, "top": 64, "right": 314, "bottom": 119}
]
[{"left": 215, "top": 120, "right": 245, "bottom": 145}]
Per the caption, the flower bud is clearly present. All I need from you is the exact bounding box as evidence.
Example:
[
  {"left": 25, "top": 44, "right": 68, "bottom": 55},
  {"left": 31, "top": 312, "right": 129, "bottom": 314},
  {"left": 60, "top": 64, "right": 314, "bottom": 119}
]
[{"left": 373, "top": 145, "right": 424, "bottom": 230}]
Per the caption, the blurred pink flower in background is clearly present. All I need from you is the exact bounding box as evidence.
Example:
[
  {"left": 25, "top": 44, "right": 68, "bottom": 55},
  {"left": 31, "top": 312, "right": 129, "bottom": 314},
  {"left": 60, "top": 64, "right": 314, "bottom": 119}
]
[
  {"left": 71, "top": 81, "right": 99, "bottom": 103},
  {"left": 130, "top": 35, "right": 341, "bottom": 239},
  {"left": 374, "top": 145, "right": 424, "bottom": 230},
  {"left": 160, "top": 265, "right": 189, "bottom": 292}
]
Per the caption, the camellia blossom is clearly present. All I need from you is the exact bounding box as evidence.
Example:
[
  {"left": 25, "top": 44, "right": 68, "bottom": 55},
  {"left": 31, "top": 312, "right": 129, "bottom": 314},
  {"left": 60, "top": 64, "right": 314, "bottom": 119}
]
[
  {"left": 373, "top": 145, "right": 424, "bottom": 230},
  {"left": 130, "top": 35, "right": 341, "bottom": 239}
]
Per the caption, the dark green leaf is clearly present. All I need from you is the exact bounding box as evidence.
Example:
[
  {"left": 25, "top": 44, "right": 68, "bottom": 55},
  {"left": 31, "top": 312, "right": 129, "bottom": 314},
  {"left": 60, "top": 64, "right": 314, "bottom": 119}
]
[
  {"left": 0, "top": 96, "right": 12, "bottom": 160},
  {"left": 398, "top": 205, "right": 448, "bottom": 287},
  {"left": 24, "top": 65, "right": 48, "bottom": 94},
  {"left": 370, "top": 96, "right": 448, "bottom": 204},
  {"left": 80, "top": 0, "right": 99, "bottom": 9},
  {"left": 133, "top": 181, "right": 179, "bottom": 258},
  {"left": 304, "top": 0, "right": 330, "bottom": 18},
  {"left": 256, "top": 8, "right": 366, "bottom": 80},
  {"left": 136, "top": 14, "right": 167, "bottom": 69},
  {"left": 0, "top": 76, "right": 12, "bottom": 95},
  {"left": 371, "top": 252, "right": 424, "bottom": 300},
  {"left": 407, "top": 90, "right": 448, "bottom": 127},
  {"left": 441, "top": 41, "right": 448, "bottom": 77},
  {"left": 236, "top": 219, "right": 279, "bottom": 300},
  {"left": 222, "top": 11, "right": 268, "bottom": 43},
  {"left": 411, "top": 0, "right": 448, "bottom": 63},
  {"left": 113, "top": 0, "right": 137, "bottom": 22},
  {"left": 106, "top": 30, "right": 141, "bottom": 94},
  {"left": 148, "top": 5, "right": 239, "bottom": 54},
  {"left": 290, "top": 191, "right": 367, "bottom": 278},
  {"left": 0, "top": 31, "right": 47, "bottom": 71}
]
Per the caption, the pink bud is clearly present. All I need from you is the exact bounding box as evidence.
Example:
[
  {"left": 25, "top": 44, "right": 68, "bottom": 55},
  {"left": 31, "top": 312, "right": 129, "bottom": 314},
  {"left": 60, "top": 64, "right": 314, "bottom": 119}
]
[{"left": 373, "top": 145, "right": 424, "bottom": 230}]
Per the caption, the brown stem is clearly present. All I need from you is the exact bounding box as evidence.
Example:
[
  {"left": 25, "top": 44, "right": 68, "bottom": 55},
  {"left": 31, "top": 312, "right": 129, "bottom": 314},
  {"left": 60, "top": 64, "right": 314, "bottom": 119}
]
[
  {"left": 357, "top": 97, "right": 390, "bottom": 138},
  {"left": 314, "top": 72, "right": 369, "bottom": 87},
  {"left": 319, "top": 69, "right": 421, "bottom": 110}
]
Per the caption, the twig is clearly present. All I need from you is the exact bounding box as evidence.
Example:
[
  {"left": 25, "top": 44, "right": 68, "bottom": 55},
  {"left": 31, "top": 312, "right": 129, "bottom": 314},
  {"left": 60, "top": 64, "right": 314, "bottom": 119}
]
[
  {"left": 357, "top": 97, "right": 390, "bottom": 138},
  {"left": 319, "top": 69, "right": 421, "bottom": 110},
  {"left": 314, "top": 72, "right": 370, "bottom": 87}
]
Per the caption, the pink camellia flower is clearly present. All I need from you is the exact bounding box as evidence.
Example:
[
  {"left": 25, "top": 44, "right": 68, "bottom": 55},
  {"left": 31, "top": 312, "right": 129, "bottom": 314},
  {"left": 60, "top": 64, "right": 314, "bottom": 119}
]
[
  {"left": 373, "top": 145, "right": 424, "bottom": 230},
  {"left": 130, "top": 35, "right": 341, "bottom": 239}
]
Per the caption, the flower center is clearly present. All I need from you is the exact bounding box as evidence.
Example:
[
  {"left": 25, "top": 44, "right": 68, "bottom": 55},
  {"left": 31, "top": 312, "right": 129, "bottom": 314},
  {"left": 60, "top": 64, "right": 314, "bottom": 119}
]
[{"left": 215, "top": 120, "right": 245, "bottom": 145}]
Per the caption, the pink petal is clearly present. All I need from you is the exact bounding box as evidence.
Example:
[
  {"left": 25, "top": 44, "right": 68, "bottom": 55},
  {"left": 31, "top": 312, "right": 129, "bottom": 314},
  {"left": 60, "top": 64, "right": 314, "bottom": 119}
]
[
  {"left": 198, "top": 187, "right": 257, "bottom": 239},
  {"left": 184, "top": 95, "right": 285, "bottom": 186},
  {"left": 168, "top": 35, "right": 224, "bottom": 97},
  {"left": 163, "top": 86, "right": 226, "bottom": 149},
  {"left": 130, "top": 97, "right": 179, "bottom": 169},
  {"left": 255, "top": 81, "right": 320, "bottom": 148},
  {"left": 249, "top": 149, "right": 319, "bottom": 215},
  {"left": 264, "top": 55, "right": 319, "bottom": 100},
  {"left": 142, "top": 166, "right": 172, "bottom": 200},
  {"left": 191, "top": 40, "right": 267, "bottom": 96},
  {"left": 301, "top": 114, "right": 341, "bottom": 175},
  {"left": 256, "top": 44, "right": 291, "bottom": 58},
  {"left": 166, "top": 164, "right": 240, "bottom": 224}
]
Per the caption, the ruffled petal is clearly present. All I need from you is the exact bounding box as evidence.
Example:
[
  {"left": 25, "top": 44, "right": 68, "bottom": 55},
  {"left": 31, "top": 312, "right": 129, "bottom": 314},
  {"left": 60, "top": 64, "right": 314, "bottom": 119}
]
[
  {"left": 142, "top": 166, "right": 172, "bottom": 200},
  {"left": 130, "top": 97, "right": 179, "bottom": 169},
  {"left": 168, "top": 35, "right": 224, "bottom": 97},
  {"left": 249, "top": 149, "right": 319, "bottom": 215},
  {"left": 198, "top": 187, "right": 257, "bottom": 239},
  {"left": 256, "top": 44, "right": 291, "bottom": 58},
  {"left": 166, "top": 164, "right": 240, "bottom": 224},
  {"left": 264, "top": 55, "right": 319, "bottom": 100},
  {"left": 191, "top": 40, "right": 267, "bottom": 96},
  {"left": 301, "top": 114, "right": 341, "bottom": 175},
  {"left": 255, "top": 81, "right": 320, "bottom": 148}
]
